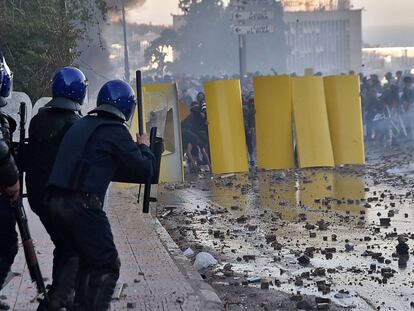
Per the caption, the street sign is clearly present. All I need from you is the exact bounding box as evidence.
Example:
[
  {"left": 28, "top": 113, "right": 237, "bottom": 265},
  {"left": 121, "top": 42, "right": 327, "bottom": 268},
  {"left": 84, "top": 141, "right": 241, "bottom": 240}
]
[
  {"left": 231, "top": 24, "right": 275, "bottom": 35},
  {"left": 232, "top": 11, "right": 274, "bottom": 21},
  {"left": 230, "top": 0, "right": 275, "bottom": 76}
]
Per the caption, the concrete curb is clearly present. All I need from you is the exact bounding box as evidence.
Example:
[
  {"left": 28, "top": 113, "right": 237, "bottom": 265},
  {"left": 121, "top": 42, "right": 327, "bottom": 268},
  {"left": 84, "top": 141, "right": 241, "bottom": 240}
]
[{"left": 152, "top": 216, "right": 223, "bottom": 311}]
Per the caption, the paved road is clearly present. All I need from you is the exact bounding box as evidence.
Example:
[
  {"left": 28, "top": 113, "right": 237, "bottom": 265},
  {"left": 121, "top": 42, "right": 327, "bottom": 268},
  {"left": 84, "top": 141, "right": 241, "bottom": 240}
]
[{"left": 0, "top": 185, "right": 221, "bottom": 311}]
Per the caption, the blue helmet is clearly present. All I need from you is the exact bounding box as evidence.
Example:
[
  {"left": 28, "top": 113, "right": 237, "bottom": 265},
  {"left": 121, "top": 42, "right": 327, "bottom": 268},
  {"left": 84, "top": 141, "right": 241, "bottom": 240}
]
[
  {"left": 51, "top": 67, "right": 87, "bottom": 107},
  {"left": 0, "top": 55, "right": 13, "bottom": 107},
  {"left": 93, "top": 80, "right": 136, "bottom": 121}
]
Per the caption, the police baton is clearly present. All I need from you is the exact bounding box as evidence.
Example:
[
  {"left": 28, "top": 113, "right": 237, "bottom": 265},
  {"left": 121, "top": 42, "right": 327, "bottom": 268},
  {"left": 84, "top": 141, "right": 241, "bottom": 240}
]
[{"left": 11, "top": 198, "right": 48, "bottom": 302}]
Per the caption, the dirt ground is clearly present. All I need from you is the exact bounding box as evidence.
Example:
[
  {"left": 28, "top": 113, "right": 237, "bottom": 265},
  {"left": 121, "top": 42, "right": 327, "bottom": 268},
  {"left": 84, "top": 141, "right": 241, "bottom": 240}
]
[{"left": 157, "top": 145, "right": 414, "bottom": 311}]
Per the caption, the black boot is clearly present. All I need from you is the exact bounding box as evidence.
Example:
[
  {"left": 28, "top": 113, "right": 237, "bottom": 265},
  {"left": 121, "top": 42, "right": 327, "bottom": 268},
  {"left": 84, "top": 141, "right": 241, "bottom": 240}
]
[
  {"left": 72, "top": 267, "right": 90, "bottom": 311},
  {"left": 36, "top": 299, "right": 66, "bottom": 311},
  {"left": 0, "top": 257, "right": 11, "bottom": 290},
  {"left": 37, "top": 256, "right": 79, "bottom": 311},
  {"left": 0, "top": 301, "right": 10, "bottom": 310},
  {"left": 0, "top": 243, "right": 17, "bottom": 289},
  {"left": 0, "top": 252, "right": 17, "bottom": 310},
  {"left": 86, "top": 270, "right": 119, "bottom": 311},
  {"left": 0, "top": 251, "right": 16, "bottom": 311}
]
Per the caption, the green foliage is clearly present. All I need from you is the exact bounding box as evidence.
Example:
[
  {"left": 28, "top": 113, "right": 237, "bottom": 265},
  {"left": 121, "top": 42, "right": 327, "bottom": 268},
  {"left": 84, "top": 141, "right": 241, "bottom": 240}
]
[
  {"left": 0, "top": 0, "right": 107, "bottom": 101},
  {"left": 145, "top": 0, "right": 288, "bottom": 76}
]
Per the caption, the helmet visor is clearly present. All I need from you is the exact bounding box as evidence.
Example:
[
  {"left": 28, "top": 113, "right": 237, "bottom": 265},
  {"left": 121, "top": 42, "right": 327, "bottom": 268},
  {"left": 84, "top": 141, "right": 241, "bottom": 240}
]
[
  {"left": 1, "top": 57, "right": 13, "bottom": 98},
  {"left": 125, "top": 98, "right": 137, "bottom": 128}
]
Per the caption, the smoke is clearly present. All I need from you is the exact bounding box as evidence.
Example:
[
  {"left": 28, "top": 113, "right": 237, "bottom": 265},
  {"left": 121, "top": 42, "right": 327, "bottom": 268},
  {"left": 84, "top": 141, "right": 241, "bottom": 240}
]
[
  {"left": 107, "top": 0, "right": 146, "bottom": 22},
  {"left": 108, "top": 0, "right": 146, "bottom": 10},
  {"left": 125, "top": 0, "right": 146, "bottom": 8},
  {"left": 78, "top": 0, "right": 147, "bottom": 105}
]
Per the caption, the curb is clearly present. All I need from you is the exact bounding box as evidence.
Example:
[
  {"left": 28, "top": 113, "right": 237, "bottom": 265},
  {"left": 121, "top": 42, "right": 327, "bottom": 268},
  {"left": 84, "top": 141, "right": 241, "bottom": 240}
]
[{"left": 152, "top": 216, "right": 223, "bottom": 311}]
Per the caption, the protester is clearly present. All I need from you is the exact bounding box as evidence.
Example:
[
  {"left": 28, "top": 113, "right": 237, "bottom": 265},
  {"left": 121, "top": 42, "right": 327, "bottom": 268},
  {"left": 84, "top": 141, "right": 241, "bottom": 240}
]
[{"left": 181, "top": 101, "right": 210, "bottom": 172}]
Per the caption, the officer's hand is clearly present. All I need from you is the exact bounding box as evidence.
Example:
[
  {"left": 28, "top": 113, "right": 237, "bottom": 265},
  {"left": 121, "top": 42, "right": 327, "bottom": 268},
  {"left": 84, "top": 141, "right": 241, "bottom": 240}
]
[
  {"left": 4, "top": 181, "right": 20, "bottom": 202},
  {"left": 136, "top": 134, "right": 150, "bottom": 146}
]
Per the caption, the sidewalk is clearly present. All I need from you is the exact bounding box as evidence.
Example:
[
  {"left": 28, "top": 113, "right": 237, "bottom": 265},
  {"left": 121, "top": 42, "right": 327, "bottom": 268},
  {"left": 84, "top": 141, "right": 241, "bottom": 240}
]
[{"left": 1, "top": 186, "right": 222, "bottom": 311}]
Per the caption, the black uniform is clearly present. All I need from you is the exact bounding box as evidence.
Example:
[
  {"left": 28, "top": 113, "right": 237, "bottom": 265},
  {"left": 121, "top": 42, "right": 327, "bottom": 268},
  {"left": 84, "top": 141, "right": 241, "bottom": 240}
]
[
  {"left": 0, "top": 112, "right": 19, "bottom": 290},
  {"left": 243, "top": 102, "right": 255, "bottom": 163},
  {"left": 46, "top": 112, "right": 155, "bottom": 310},
  {"left": 25, "top": 101, "right": 81, "bottom": 310}
]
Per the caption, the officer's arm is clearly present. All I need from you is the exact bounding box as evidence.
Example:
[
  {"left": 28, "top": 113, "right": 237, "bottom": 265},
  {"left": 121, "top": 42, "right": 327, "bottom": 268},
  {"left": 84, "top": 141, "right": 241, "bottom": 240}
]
[
  {"left": 0, "top": 139, "right": 19, "bottom": 187},
  {"left": 111, "top": 127, "right": 155, "bottom": 184}
]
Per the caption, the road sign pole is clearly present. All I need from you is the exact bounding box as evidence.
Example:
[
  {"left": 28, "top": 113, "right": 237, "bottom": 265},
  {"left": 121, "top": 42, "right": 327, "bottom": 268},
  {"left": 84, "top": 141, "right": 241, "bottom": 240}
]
[{"left": 239, "top": 33, "right": 247, "bottom": 77}]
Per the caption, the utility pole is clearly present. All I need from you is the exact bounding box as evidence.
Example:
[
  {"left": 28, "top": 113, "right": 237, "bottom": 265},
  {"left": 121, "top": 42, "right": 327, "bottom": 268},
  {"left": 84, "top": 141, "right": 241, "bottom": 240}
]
[
  {"left": 239, "top": 33, "right": 247, "bottom": 77},
  {"left": 122, "top": 3, "right": 130, "bottom": 83}
]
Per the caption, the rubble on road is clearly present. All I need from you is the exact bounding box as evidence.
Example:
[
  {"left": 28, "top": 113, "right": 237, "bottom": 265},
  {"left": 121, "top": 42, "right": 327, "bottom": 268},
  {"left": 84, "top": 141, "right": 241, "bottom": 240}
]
[{"left": 159, "top": 147, "right": 414, "bottom": 311}]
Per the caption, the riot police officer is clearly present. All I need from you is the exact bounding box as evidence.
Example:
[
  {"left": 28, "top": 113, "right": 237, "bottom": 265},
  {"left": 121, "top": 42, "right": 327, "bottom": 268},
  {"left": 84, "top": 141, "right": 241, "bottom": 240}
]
[
  {"left": 0, "top": 54, "right": 19, "bottom": 310},
  {"left": 26, "top": 67, "right": 87, "bottom": 310},
  {"left": 46, "top": 80, "right": 155, "bottom": 310}
]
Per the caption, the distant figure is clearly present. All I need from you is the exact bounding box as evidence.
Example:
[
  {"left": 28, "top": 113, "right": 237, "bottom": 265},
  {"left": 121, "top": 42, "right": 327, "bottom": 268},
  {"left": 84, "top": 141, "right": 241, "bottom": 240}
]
[
  {"left": 181, "top": 102, "right": 210, "bottom": 172},
  {"left": 181, "top": 89, "right": 193, "bottom": 108},
  {"left": 401, "top": 76, "right": 414, "bottom": 137},
  {"left": 243, "top": 96, "right": 256, "bottom": 166}
]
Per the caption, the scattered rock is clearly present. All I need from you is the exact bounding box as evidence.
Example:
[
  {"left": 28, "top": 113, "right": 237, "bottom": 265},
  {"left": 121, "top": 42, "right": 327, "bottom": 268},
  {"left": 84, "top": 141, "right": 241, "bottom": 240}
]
[
  {"left": 183, "top": 248, "right": 194, "bottom": 257},
  {"left": 193, "top": 252, "right": 218, "bottom": 270},
  {"left": 265, "top": 234, "right": 276, "bottom": 243},
  {"left": 295, "top": 277, "right": 304, "bottom": 286},
  {"left": 296, "top": 300, "right": 312, "bottom": 309},
  {"left": 260, "top": 278, "right": 270, "bottom": 290},
  {"left": 127, "top": 302, "right": 137, "bottom": 309},
  {"left": 243, "top": 255, "right": 256, "bottom": 262},
  {"left": 236, "top": 215, "right": 248, "bottom": 223},
  {"left": 247, "top": 276, "right": 261, "bottom": 284},
  {"left": 345, "top": 242, "right": 355, "bottom": 252},
  {"left": 380, "top": 218, "right": 391, "bottom": 226},
  {"left": 396, "top": 237, "right": 409, "bottom": 255},
  {"left": 298, "top": 255, "right": 310, "bottom": 266}
]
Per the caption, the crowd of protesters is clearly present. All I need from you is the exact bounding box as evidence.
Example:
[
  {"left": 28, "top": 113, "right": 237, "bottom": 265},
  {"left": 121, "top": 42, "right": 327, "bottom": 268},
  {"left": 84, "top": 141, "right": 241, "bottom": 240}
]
[
  {"left": 142, "top": 70, "right": 414, "bottom": 172},
  {"left": 361, "top": 71, "right": 414, "bottom": 147}
]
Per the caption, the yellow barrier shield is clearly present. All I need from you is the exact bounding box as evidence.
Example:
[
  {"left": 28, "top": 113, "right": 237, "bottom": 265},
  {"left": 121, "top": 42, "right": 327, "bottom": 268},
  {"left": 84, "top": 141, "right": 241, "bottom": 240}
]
[
  {"left": 292, "top": 77, "right": 334, "bottom": 168},
  {"left": 204, "top": 80, "right": 248, "bottom": 174},
  {"left": 253, "top": 76, "right": 294, "bottom": 169},
  {"left": 129, "top": 83, "right": 184, "bottom": 183},
  {"left": 324, "top": 75, "right": 365, "bottom": 165}
]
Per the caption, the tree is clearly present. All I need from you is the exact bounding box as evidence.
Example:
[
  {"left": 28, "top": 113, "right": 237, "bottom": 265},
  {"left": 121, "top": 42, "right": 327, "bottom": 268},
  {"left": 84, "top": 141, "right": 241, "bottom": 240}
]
[
  {"left": 145, "top": 0, "right": 288, "bottom": 76},
  {"left": 0, "top": 0, "right": 107, "bottom": 101}
]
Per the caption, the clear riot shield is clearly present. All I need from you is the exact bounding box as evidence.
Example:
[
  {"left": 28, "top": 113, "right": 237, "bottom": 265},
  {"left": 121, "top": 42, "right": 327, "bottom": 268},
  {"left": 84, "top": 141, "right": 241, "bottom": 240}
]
[
  {"left": 2, "top": 92, "right": 33, "bottom": 140},
  {"left": 33, "top": 97, "right": 52, "bottom": 117}
]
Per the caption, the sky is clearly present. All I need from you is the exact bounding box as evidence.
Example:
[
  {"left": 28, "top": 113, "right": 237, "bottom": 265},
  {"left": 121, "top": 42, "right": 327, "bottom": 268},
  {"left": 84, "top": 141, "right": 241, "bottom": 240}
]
[
  {"left": 353, "top": 0, "right": 414, "bottom": 46},
  {"left": 126, "top": 0, "right": 179, "bottom": 25},
  {"left": 127, "top": 0, "right": 414, "bottom": 46}
]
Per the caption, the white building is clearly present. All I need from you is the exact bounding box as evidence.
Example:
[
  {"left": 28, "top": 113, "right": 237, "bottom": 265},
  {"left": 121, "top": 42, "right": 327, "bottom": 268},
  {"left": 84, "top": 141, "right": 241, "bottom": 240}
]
[
  {"left": 284, "top": 9, "right": 362, "bottom": 74},
  {"left": 282, "top": 0, "right": 351, "bottom": 12}
]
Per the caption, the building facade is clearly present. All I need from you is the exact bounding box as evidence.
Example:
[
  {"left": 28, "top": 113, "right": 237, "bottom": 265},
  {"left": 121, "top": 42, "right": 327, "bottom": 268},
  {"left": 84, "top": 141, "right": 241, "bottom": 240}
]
[
  {"left": 283, "top": 9, "right": 362, "bottom": 75},
  {"left": 362, "top": 47, "right": 414, "bottom": 75},
  {"left": 282, "top": 0, "right": 351, "bottom": 12}
]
